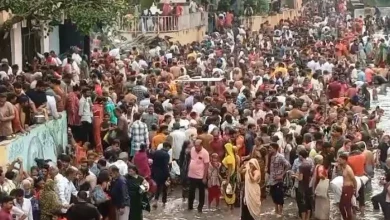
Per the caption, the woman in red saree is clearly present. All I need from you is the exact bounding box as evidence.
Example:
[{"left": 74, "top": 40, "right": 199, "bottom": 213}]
[{"left": 93, "top": 97, "right": 104, "bottom": 153}]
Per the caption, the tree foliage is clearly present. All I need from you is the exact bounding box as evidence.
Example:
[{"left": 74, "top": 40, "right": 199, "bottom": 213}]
[
  {"left": 0, "top": 0, "right": 127, "bottom": 34},
  {"left": 245, "top": 0, "right": 269, "bottom": 15}
]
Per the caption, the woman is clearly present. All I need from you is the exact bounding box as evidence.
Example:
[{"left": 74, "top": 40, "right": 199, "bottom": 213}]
[
  {"left": 220, "top": 141, "right": 238, "bottom": 209},
  {"left": 93, "top": 97, "right": 105, "bottom": 153},
  {"left": 240, "top": 159, "right": 261, "bottom": 220},
  {"left": 40, "top": 179, "right": 63, "bottom": 220},
  {"left": 251, "top": 137, "right": 268, "bottom": 201},
  {"left": 133, "top": 143, "right": 151, "bottom": 179},
  {"left": 178, "top": 140, "right": 192, "bottom": 200},
  {"left": 126, "top": 164, "right": 150, "bottom": 220},
  {"left": 311, "top": 155, "right": 330, "bottom": 220}
]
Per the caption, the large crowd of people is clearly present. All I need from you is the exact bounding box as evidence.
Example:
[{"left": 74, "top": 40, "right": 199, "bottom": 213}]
[{"left": 1, "top": 0, "right": 390, "bottom": 220}]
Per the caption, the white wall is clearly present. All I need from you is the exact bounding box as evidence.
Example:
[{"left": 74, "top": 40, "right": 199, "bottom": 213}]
[
  {"left": 49, "top": 26, "right": 60, "bottom": 54},
  {"left": 10, "top": 23, "right": 22, "bottom": 67},
  {"left": 40, "top": 26, "right": 60, "bottom": 54}
]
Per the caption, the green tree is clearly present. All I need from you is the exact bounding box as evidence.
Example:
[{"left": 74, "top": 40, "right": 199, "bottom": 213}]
[{"left": 0, "top": 0, "right": 127, "bottom": 34}]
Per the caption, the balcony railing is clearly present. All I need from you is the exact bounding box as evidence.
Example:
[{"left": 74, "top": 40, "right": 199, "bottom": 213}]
[{"left": 119, "top": 12, "right": 207, "bottom": 33}]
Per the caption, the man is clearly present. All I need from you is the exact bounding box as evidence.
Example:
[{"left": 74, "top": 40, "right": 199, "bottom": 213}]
[
  {"left": 104, "top": 139, "right": 122, "bottom": 163},
  {"left": 1, "top": 58, "right": 12, "bottom": 75},
  {"left": 132, "top": 79, "right": 147, "bottom": 103},
  {"left": 141, "top": 105, "right": 159, "bottom": 131},
  {"left": 129, "top": 112, "right": 149, "bottom": 157},
  {"left": 152, "top": 124, "right": 168, "bottom": 150},
  {"left": 109, "top": 165, "right": 130, "bottom": 220},
  {"left": 0, "top": 196, "right": 17, "bottom": 220},
  {"left": 112, "top": 152, "right": 129, "bottom": 176},
  {"left": 338, "top": 153, "right": 357, "bottom": 220},
  {"left": 170, "top": 123, "right": 187, "bottom": 161},
  {"left": 244, "top": 124, "right": 256, "bottom": 159},
  {"left": 192, "top": 95, "right": 205, "bottom": 115},
  {"left": 114, "top": 108, "right": 129, "bottom": 151},
  {"left": 347, "top": 144, "right": 366, "bottom": 214},
  {"left": 151, "top": 142, "right": 171, "bottom": 208},
  {"left": 187, "top": 139, "right": 209, "bottom": 213},
  {"left": 10, "top": 188, "right": 33, "bottom": 220},
  {"left": 327, "top": 76, "right": 342, "bottom": 99},
  {"left": 57, "top": 168, "right": 78, "bottom": 212},
  {"left": 26, "top": 80, "right": 47, "bottom": 110},
  {"left": 79, "top": 88, "right": 93, "bottom": 144},
  {"left": 0, "top": 64, "right": 9, "bottom": 80},
  {"left": 269, "top": 142, "right": 291, "bottom": 217},
  {"left": 139, "top": 93, "right": 151, "bottom": 109},
  {"left": 66, "top": 191, "right": 101, "bottom": 220},
  {"left": 0, "top": 93, "right": 15, "bottom": 141}
]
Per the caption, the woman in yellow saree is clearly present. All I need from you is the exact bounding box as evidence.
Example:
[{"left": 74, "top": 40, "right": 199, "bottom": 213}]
[{"left": 221, "top": 142, "right": 238, "bottom": 209}]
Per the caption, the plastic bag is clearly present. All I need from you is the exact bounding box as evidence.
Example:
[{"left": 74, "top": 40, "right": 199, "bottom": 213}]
[{"left": 171, "top": 160, "right": 180, "bottom": 176}]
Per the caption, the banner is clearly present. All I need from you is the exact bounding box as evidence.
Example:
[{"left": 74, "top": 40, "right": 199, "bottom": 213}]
[{"left": 5, "top": 112, "right": 68, "bottom": 170}]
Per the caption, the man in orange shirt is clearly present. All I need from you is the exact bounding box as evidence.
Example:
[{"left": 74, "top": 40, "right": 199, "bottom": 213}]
[
  {"left": 347, "top": 144, "right": 366, "bottom": 215},
  {"left": 152, "top": 124, "right": 168, "bottom": 150},
  {"left": 335, "top": 40, "right": 349, "bottom": 58}
]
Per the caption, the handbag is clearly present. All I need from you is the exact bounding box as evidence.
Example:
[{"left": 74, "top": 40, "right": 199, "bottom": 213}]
[{"left": 315, "top": 178, "right": 330, "bottom": 198}]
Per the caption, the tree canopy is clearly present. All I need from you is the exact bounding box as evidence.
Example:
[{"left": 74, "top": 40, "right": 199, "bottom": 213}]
[{"left": 0, "top": 0, "right": 127, "bottom": 34}]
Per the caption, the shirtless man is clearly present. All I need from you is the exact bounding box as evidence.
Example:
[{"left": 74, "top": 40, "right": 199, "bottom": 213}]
[
  {"left": 338, "top": 153, "right": 357, "bottom": 220},
  {"left": 362, "top": 145, "right": 375, "bottom": 177}
]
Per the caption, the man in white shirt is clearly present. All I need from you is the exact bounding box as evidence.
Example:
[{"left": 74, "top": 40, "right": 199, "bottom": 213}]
[
  {"left": 46, "top": 94, "right": 60, "bottom": 119},
  {"left": 170, "top": 123, "right": 187, "bottom": 160},
  {"left": 131, "top": 57, "right": 141, "bottom": 74},
  {"left": 58, "top": 167, "right": 78, "bottom": 213},
  {"left": 139, "top": 93, "right": 151, "bottom": 109},
  {"left": 112, "top": 152, "right": 129, "bottom": 176},
  {"left": 307, "top": 57, "right": 321, "bottom": 73},
  {"left": 192, "top": 96, "right": 205, "bottom": 115},
  {"left": 11, "top": 189, "right": 33, "bottom": 220},
  {"left": 79, "top": 88, "right": 93, "bottom": 143},
  {"left": 320, "top": 58, "right": 334, "bottom": 73}
]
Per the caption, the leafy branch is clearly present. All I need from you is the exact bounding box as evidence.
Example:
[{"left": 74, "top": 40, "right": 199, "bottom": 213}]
[{"left": 0, "top": 0, "right": 127, "bottom": 34}]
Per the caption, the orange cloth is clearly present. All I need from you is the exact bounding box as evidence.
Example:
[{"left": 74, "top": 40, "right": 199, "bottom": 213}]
[
  {"left": 74, "top": 143, "right": 87, "bottom": 166},
  {"left": 152, "top": 133, "right": 167, "bottom": 150},
  {"left": 236, "top": 135, "right": 245, "bottom": 157},
  {"left": 93, "top": 104, "right": 104, "bottom": 153},
  {"left": 348, "top": 153, "right": 366, "bottom": 176},
  {"left": 11, "top": 105, "right": 23, "bottom": 133}
]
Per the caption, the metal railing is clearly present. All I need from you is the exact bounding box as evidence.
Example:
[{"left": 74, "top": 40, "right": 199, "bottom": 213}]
[{"left": 119, "top": 12, "right": 207, "bottom": 33}]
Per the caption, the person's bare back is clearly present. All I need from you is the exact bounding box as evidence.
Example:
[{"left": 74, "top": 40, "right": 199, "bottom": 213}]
[
  {"left": 342, "top": 164, "right": 356, "bottom": 187},
  {"left": 363, "top": 150, "right": 374, "bottom": 166}
]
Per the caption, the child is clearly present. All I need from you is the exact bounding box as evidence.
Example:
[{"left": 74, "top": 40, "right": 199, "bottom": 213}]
[{"left": 208, "top": 153, "right": 221, "bottom": 208}]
